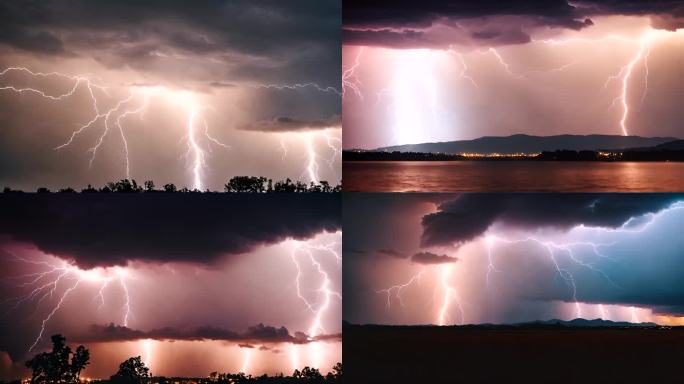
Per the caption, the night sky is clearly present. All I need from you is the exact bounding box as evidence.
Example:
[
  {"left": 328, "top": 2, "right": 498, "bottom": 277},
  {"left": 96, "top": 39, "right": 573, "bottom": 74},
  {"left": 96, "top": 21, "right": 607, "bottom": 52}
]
[
  {"left": 0, "top": 0, "right": 341, "bottom": 190},
  {"left": 0, "top": 194, "right": 342, "bottom": 379},
  {"left": 343, "top": 193, "right": 684, "bottom": 326},
  {"left": 342, "top": 0, "right": 683, "bottom": 148}
]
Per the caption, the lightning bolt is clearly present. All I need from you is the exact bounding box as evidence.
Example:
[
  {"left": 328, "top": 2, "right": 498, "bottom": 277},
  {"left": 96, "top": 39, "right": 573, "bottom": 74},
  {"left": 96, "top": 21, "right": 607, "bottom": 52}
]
[
  {"left": 121, "top": 274, "right": 131, "bottom": 327},
  {"left": 322, "top": 129, "right": 342, "bottom": 177},
  {"left": 29, "top": 279, "right": 81, "bottom": 352},
  {"left": 303, "top": 133, "right": 320, "bottom": 184},
  {"left": 376, "top": 267, "right": 427, "bottom": 309},
  {"left": 485, "top": 236, "right": 501, "bottom": 287},
  {"left": 487, "top": 48, "right": 523, "bottom": 78},
  {"left": 534, "top": 29, "right": 678, "bottom": 136},
  {"left": 342, "top": 47, "right": 364, "bottom": 99},
  {"left": 253, "top": 83, "right": 341, "bottom": 96},
  {"left": 240, "top": 348, "right": 252, "bottom": 374},
  {"left": 1, "top": 255, "right": 135, "bottom": 351},
  {"left": 1, "top": 67, "right": 231, "bottom": 188},
  {"left": 276, "top": 129, "right": 340, "bottom": 183},
  {"left": 371, "top": 203, "right": 681, "bottom": 325},
  {"left": 289, "top": 240, "right": 341, "bottom": 369},
  {"left": 452, "top": 51, "right": 479, "bottom": 89},
  {"left": 611, "top": 33, "right": 654, "bottom": 136},
  {"left": 376, "top": 264, "right": 465, "bottom": 325},
  {"left": 279, "top": 134, "right": 289, "bottom": 160},
  {"left": 485, "top": 235, "right": 621, "bottom": 318},
  {"left": 437, "top": 264, "right": 464, "bottom": 326}
]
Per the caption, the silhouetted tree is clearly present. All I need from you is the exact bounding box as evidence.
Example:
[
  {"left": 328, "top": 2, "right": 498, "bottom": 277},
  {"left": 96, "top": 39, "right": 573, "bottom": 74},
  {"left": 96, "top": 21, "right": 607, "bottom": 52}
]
[
  {"left": 224, "top": 176, "right": 268, "bottom": 192},
  {"left": 81, "top": 184, "right": 98, "bottom": 193},
  {"left": 36, "top": 187, "right": 51, "bottom": 193},
  {"left": 110, "top": 356, "right": 150, "bottom": 384},
  {"left": 327, "top": 362, "right": 342, "bottom": 382},
  {"left": 144, "top": 180, "right": 155, "bottom": 192},
  {"left": 25, "top": 334, "right": 90, "bottom": 384},
  {"left": 162, "top": 183, "right": 177, "bottom": 192},
  {"left": 293, "top": 367, "right": 325, "bottom": 383}
]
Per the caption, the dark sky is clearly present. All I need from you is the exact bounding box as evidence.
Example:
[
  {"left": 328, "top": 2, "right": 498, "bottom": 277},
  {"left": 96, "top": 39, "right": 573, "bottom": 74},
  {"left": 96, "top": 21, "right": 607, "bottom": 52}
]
[
  {"left": 0, "top": 0, "right": 342, "bottom": 190},
  {"left": 342, "top": 0, "right": 684, "bottom": 148},
  {"left": 343, "top": 193, "right": 684, "bottom": 326},
  {"left": 0, "top": 194, "right": 342, "bottom": 379}
]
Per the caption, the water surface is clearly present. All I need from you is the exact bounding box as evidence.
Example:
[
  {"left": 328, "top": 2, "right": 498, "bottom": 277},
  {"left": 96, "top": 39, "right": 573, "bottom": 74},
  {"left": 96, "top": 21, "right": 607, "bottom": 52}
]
[{"left": 343, "top": 161, "right": 684, "bottom": 192}]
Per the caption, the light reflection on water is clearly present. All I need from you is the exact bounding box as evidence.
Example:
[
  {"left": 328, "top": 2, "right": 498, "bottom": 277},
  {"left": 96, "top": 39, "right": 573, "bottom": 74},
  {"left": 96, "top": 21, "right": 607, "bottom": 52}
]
[{"left": 343, "top": 161, "right": 684, "bottom": 192}]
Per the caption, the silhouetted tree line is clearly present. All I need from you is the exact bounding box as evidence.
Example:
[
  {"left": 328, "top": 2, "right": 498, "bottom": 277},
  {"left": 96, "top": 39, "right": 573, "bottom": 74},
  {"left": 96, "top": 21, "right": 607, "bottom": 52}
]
[
  {"left": 17, "top": 335, "right": 341, "bottom": 384},
  {"left": 1, "top": 178, "right": 341, "bottom": 194},
  {"left": 224, "top": 177, "right": 341, "bottom": 193},
  {"left": 205, "top": 363, "right": 342, "bottom": 384}
]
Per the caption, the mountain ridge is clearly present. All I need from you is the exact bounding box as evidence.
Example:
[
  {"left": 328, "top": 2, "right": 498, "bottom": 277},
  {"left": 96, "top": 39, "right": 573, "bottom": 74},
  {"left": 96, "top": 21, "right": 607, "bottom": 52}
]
[
  {"left": 344, "top": 318, "right": 661, "bottom": 328},
  {"left": 376, "top": 134, "right": 680, "bottom": 154}
]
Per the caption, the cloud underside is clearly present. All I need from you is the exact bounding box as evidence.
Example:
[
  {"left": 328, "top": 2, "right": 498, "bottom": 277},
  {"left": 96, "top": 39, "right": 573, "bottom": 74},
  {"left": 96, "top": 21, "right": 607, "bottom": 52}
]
[
  {"left": 76, "top": 323, "right": 341, "bottom": 345},
  {"left": 343, "top": 0, "right": 684, "bottom": 47},
  {"left": 0, "top": 194, "right": 341, "bottom": 268},
  {"left": 238, "top": 115, "right": 341, "bottom": 133},
  {"left": 377, "top": 249, "right": 458, "bottom": 265},
  {"left": 421, "top": 194, "right": 683, "bottom": 247},
  {"left": 0, "top": 0, "right": 340, "bottom": 85}
]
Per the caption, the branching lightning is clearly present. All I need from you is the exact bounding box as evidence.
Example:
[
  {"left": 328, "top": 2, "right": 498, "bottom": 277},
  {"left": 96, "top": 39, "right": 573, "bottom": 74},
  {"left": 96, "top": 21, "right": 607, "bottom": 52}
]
[
  {"left": 437, "top": 264, "right": 464, "bottom": 326},
  {"left": 1, "top": 255, "right": 133, "bottom": 351},
  {"left": 376, "top": 267, "right": 427, "bottom": 309},
  {"left": 534, "top": 29, "right": 678, "bottom": 136},
  {"left": 283, "top": 130, "right": 340, "bottom": 184},
  {"left": 303, "top": 134, "right": 320, "bottom": 184},
  {"left": 288, "top": 239, "right": 341, "bottom": 369},
  {"left": 452, "top": 52, "right": 479, "bottom": 89},
  {"left": 485, "top": 235, "right": 621, "bottom": 318},
  {"left": 609, "top": 33, "right": 654, "bottom": 136},
  {"left": 376, "top": 264, "right": 465, "bottom": 325},
  {"left": 371, "top": 203, "right": 683, "bottom": 325},
  {"left": 253, "top": 83, "right": 341, "bottom": 96},
  {"left": 342, "top": 47, "right": 364, "bottom": 99},
  {"left": 0, "top": 67, "right": 230, "bottom": 188}
]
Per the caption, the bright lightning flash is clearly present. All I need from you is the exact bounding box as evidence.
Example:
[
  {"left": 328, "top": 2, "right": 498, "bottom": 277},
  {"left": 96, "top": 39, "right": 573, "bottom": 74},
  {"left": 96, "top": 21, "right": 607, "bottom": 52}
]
[
  {"left": 483, "top": 202, "right": 684, "bottom": 319},
  {"left": 377, "top": 264, "right": 465, "bottom": 326},
  {"left": 534, "top": 28, "right": 679, "bottom": 136},
  {"left": 375, "top": 202, "right": 683, "bottom": 325},
  {"left": 281, "top": 130, "right": 340, "bottom": 184},
  {"left": 0, "top": 68, "right": 231, "bottom": 188},
  {"left": 342, "top": 47, "right": 364, "bottom": 99},
  {"left": 1, "top": 255, "right": 133, "bottom": 351},
  {"left": 289, "top": 240, "right": 341, "bottom": 369}
]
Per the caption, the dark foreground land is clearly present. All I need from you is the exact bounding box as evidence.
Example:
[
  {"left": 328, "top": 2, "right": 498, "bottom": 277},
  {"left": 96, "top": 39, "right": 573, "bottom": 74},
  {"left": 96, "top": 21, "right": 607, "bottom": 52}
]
[{"left": 344, "top": 323, "right": 684, "bottom": 383}]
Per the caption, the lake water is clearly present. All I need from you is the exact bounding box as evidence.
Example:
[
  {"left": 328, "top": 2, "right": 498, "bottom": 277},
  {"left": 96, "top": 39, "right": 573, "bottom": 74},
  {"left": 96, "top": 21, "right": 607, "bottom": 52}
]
[{"left": 343, "top": 161, "right": 684, "bottom": 192}]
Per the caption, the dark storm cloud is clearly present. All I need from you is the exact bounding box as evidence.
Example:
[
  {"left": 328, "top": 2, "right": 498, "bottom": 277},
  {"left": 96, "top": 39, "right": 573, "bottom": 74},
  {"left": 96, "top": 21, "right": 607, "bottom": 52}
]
[
  {"left": 0, "top": 194, "right": 341, "bottom": 268},
  {"left": 77, "top": 323, "right": 341, "bottom": 345},
  {"left": 0, "top": 0, "right": 340, "bottom": 85},
  {"left": 410, "top": 252, "right": 458, "bottom": 265},
  {"left": 344, "top": 0, "right": 582, "bottom": 28},
  {"left": 343, "top": 0, "right": 682, "bottom": 47},
  {"left": 377, "top": 248, "right": 408, "bottom": 259},
  {"left": 238, "top": 115, "right": 341, "bottom": 133},
  {"left": 376, "top": 249, "right": 458, "bottom": 264},
  {"left": 421, "top": 194, "right": 683, "bottom": 247}
]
